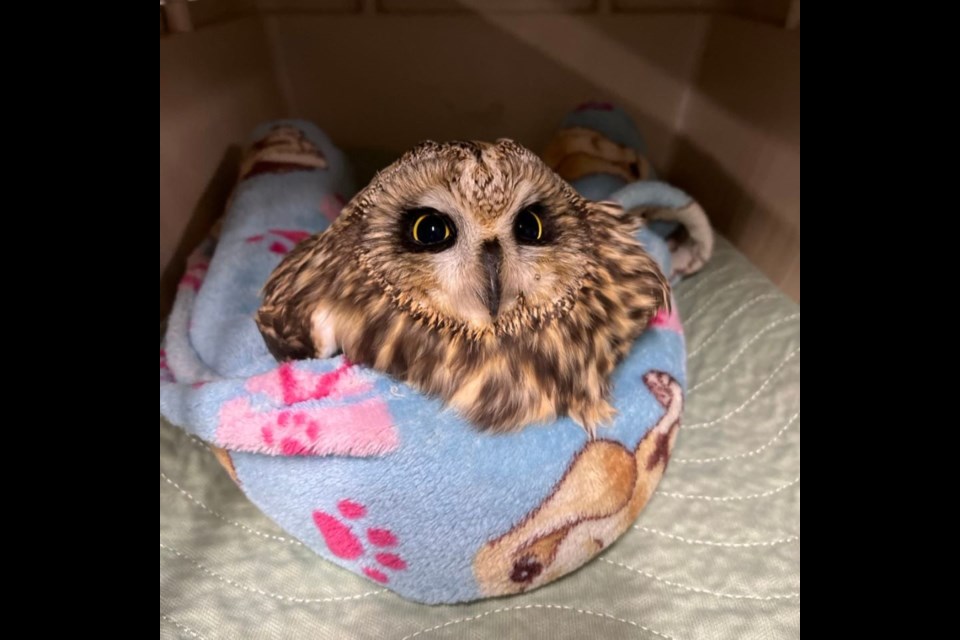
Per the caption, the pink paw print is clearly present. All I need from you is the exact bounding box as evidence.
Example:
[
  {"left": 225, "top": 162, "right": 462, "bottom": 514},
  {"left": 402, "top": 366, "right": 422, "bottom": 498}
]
[
  {"left": 216, "top": 394, "right": 398, "bottom": 457},
  {"left": 245, "top": 229, "right": 312, "bottom": 255},
  {"left": 262, "top": 410, "right": 321, "bottom": 455},
  {"left": 178, "top": 260, "right": 209, "bottom": 292},
  {"left": 247, "top": 360, "right": 368, "bottom": 405},
  {"left": 313, "top": 499, "right": 407, "bottom": 584}
]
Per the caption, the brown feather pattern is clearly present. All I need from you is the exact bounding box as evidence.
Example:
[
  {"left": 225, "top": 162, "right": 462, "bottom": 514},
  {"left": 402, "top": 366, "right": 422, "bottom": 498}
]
[{"left": 257, "top": 140, "right": 670, "bottom": 433}]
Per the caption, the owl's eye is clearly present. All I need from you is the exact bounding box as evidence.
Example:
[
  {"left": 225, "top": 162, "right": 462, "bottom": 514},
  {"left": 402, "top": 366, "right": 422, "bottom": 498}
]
[
  {"left": 406, "top": 209, "right": 456, "bottom": 250},
  {"left": 515, "top": 206, "right": 545, "bottom": 244}
]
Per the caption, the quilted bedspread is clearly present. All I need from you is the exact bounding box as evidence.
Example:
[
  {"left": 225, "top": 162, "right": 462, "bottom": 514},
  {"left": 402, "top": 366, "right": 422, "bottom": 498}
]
[{"left": 159, "top": 233, "right": 801, "bottom": 639}]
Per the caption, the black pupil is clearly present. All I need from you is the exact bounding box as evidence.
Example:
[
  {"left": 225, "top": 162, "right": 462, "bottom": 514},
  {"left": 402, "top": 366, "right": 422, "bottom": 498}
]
[
  {"left": 417, "top": 215, "right": 447, "bottom": 244},
  {"left": 515, "top": 209, "right": 541, "bottom": 242}
]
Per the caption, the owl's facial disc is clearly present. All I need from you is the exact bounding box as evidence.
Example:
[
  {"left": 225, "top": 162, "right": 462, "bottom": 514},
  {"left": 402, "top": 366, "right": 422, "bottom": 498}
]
[
  {"left": 357, "top": 139, "right": 589, "bottom": 332},
  {"left": 394, "top": 197, "right": 579, "bottom": 329}
]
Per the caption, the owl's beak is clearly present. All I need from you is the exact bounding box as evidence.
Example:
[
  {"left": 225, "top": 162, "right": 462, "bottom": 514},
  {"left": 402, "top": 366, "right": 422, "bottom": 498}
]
[{"left": 481, "top": 240, "right": 502, "bottom": 318}]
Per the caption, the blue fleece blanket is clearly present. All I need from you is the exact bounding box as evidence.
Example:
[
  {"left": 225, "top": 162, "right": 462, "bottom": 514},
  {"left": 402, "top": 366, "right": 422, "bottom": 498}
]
[{"left": 159, "top": 108, "right": 712, "bottom": 604}]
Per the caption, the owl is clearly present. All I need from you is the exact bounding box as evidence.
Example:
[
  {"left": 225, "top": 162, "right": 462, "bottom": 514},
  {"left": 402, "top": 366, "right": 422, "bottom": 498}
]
[{"left": 256, "top": 139, "right": 669, "bottom": 433}]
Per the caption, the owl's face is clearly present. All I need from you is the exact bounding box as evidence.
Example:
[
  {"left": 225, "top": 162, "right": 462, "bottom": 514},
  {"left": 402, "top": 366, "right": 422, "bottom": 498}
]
[{"left": 348, "top": 140, "right": 590, "bottom": 332}]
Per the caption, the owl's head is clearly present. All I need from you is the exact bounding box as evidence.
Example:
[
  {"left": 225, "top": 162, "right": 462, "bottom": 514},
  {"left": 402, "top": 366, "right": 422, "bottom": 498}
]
[{"left": 339, "top": 139, "right": 612, "bottom": 333}]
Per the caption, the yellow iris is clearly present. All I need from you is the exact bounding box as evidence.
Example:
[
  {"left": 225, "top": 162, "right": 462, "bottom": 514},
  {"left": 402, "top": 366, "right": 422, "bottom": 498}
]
[
  {"left": 529, "top": 211, "right": 543, "bottom": 240},
  {"left": 413, "top": 214, "right": 450, "bottom": 244}
]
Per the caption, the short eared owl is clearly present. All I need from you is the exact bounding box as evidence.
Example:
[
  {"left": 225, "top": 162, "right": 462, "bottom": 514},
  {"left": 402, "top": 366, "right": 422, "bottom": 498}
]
[{"left": 257, "top": 139, "right": 669, "bottom": 433}]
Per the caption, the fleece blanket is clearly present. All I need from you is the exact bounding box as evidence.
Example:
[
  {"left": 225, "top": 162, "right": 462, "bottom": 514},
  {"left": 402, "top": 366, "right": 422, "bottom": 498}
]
[{"left": 159, "top": 106, "right": 713, "bottom": 604}]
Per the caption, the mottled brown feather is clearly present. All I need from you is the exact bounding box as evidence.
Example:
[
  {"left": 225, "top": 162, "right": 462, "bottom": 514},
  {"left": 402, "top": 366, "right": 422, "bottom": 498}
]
[{"left": 256, "top": 140, "right": 669, "bottom": 433}]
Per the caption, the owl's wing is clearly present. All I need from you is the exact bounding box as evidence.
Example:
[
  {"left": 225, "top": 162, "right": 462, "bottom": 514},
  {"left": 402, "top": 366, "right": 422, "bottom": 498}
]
[
  {"left": 586, "top": 199, "right": 663, "bottom": 234},
  {"left": 256, "top": 234, "right": 334, "bottom": 361},
  {"left": 584, "top": 199, "right": 671, "bottom": 314}
]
